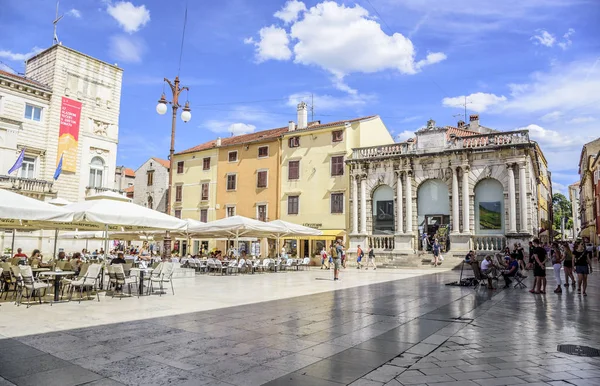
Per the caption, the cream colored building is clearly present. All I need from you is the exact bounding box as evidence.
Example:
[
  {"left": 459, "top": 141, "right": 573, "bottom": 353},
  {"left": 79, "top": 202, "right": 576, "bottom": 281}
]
[{"left": 279, "top": 103, "right": 394, "bottom": 258}]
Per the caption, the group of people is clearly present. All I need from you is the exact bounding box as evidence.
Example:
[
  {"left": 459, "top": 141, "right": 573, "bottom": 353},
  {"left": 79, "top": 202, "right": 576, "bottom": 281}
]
[
  {"left": 475, "top": 238, "right": 593, "bottom": 296},
  {"left": 318, "top": 241, "right": 376, "bottom": 281}
]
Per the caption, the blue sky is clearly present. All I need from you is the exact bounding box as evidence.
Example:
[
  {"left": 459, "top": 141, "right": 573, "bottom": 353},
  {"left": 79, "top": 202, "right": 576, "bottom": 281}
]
[{"left": 1, "top": 0, "right": 599, "bottom": 194}]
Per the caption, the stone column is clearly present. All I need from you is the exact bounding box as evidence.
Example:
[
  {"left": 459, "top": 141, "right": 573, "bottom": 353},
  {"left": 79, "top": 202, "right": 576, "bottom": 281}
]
[
  {"left": 360, "top": 176, "right": 367, "bottom": 234},
  {"left": 396, "top": 172, "right": 403, "bottom": 234},
  {"left": 507, "top": 164, "right": 517, "bottom": 233},
  {"left": 462, "top": 166, "right": 470, "bottom": 233},
  {"left": 352, "top": 175, "right": 359, "bottom": 234},
  {"left": 405, "top": 172, "right": 413, "bottom": 233},
  {"left": 518, "top": 162, "right": 528, "bottom": 233},
  {"left": 452, "top": 167, "right": 460, "bottom": 233}
]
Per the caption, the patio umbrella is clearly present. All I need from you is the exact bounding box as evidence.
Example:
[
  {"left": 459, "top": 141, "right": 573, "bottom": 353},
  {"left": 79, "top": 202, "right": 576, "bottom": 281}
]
[{"left": 268, "top": 220, "right": 322, "bottom": 258}]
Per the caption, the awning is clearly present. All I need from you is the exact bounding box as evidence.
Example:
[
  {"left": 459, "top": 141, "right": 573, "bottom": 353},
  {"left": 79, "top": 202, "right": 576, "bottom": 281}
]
[{"left": 285, "top": 229, "right": 345, "bottom": 240}]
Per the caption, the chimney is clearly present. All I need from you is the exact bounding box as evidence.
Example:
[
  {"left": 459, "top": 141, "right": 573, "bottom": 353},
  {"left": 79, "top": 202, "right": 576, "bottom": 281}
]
[
  {"left": 297, "top": 102, "right": 308, "bottom": 129},
  {"left": 469, "top": 114, "right": 480, "bottom": 132},
  {"left": 288, "top": 121, "right": 295, "bottom": 131},
  {"left": 457, "top": 120, "right": 465, "bottom": 128},
  {"left": 216, "top": 137, "right": 222, "bottom": 147}
]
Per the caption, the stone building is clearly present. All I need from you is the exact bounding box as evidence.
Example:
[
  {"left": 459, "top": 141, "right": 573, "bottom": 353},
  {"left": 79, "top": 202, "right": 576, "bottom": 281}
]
[
  {"left": 114, "top": 165, "right": 135, "bottom": 191},
  {"left": 133, "top": 157, "right": 170, "bottom": 214},
  {"left": 347, "top": 115, "right": 551, "bottom": 260},
  {"left": 569, "top": 182, "right": 581, "bottom": 239},
  {"left": 578, "top": 138, "right": 600, "bottom": 245}
]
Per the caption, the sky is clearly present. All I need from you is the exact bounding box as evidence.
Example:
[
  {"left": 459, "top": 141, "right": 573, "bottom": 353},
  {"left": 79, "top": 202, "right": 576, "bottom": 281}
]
[{"left": 1, "top": 0, "right": 599, "bottom": 195}]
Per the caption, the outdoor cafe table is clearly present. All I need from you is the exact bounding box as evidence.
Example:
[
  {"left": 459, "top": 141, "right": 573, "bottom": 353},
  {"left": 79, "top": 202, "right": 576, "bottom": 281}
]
[
  {"left": 39, "top": 271, "right": 75, "bottom": 301},
  {"left": 31, "top": 267, "right": 50, "bottom": 276},
  {"left": 130, "top": 267, "right": 153, "bottom": 295}
]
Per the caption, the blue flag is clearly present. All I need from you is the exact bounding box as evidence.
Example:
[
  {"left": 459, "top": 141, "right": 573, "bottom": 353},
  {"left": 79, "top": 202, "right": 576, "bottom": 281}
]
[
  {"left": 8, "top": 148, "right": 25, "bottom": 175},
  {"left": 54, "top": 154, "right": 63, "bottom": 180}
]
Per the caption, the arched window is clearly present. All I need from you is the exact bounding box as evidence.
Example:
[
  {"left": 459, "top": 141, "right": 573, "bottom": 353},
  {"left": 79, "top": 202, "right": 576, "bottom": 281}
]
[
  {"left": 372, "top": 185, "right": 394, "bottom": 234},
  {"left": 147, "top": 196, "right": 153, "bottom": 210},
  {"left": 474, "top": 178, "right": 504, "bottom": 234},
  {"left": 89, "top": 157, "right": 104, "bottom": 188}
]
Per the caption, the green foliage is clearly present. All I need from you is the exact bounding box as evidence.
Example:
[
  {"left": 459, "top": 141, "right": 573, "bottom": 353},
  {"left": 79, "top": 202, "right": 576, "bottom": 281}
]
[{"left": 552, "top": 193, "right": 572, "bottom": 231}]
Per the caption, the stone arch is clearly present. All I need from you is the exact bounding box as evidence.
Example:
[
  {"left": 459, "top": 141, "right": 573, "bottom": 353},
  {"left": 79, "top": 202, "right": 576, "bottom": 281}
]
[
  {"left": 417, "top": 178, "right": 451, "bottom": 228},
  {"left": 474, "top": 178, "right": 505, "bottom": 235},
  {"left": 372, "top": 184, "right": 395, "bottom": 234},
  {"left": 471, "top": 164, "right": 508, "bottom": 193}
]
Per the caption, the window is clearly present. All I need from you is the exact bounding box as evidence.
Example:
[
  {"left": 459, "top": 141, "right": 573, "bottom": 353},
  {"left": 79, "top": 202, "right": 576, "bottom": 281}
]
[
  {"left": 89, "top": 157, "right": 104, "bottom": 188},
  {"left": 201, "top": 183, "right": 209, "bottom": 201},
  {"left": 288, "top": 195, "right": 299, "bottom": 215},
  {"left": 332, "top": 130, "right": 343, "bottom": 142},
  {"left": 227, "top": 174, "right": 237, "bottom": 191},
  {"left": 147, "top": 171, "right": 154, "bottom": 186},
  {"left": 147, "top": 196, "right": 153, "bottom": 210},
  {"left": 177, "top": 161, "right": 184, "bottom": 174},
  {"left": 331, "top": 193, "right": 344, "bottom": 214},
  {"left": 288, "top": 160, "right": 300, "bottom": 180},
  {"left": 257, "top": 204, "right": 267, "bottom": 222},
  {"left": 174, "top": 209, "right": 181, "bottom": 219},
  {"left": 331, "top": 155, "right": 345, "bottom": 176},
  {"left": 175, "top": 185, "right": 182, "bottom": 202},
  {"left": 226, "top": 206, "right": 236, "bottom": 217},
  {"left": 203, "top": 157, "right": 211, "bottom": 170},
  {"left": 20, "top": 156, "right": 36, "bottom": 179},
  {"left": 228, "top": 151, "right": 238, "bottom": 162},
  {"left": 257, "top": 170, "right": 268, "bottom": 188},
  {"left": 258, "top": 146, "right": 269, "bottom": 158},
  {"left": 288, "top": 136, "right": 300, "bottom": 148},
  {"left": 200, "top": 209, "right": 208, "bottom": 223},
  {"left": 24, "top": 104, "right": 42, "bottom": 122}
]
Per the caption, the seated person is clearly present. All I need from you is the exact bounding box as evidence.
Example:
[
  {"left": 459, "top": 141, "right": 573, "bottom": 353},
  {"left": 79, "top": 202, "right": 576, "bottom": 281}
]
[
  {"left": 502, "top": 254, "right": 519, "bottom": 288},
  {"left": 13, "top": 248, "right": 28, "bottom": 261},
  {"left": 480, "top": 256, "right": 497, "bottom": 289},
  {"left": 110, "top": 252, "right": 127, "bottom": 265},
  {"left": 464, "top": 250, "right": 475, "bottom": 263}
]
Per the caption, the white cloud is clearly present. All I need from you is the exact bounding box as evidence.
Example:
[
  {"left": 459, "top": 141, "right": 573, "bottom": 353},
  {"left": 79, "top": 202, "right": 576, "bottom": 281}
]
[
  {"left": 109, "top": 35, "right": 146, "bottom": 63},
  {"left": 205, "top": 121, "right": 257, "bottom": 136},
  {"left": 0, "top": 63, "right": 15, "bottom": 73},
  {"left": 107, "top": 1, "right": 150, "bottom": 33},
  {"left": 395, "top": 130, "right": 415, "bottom": 142},
  {"left": 567, "top": 116, "right": 595, "bottom": 124},
  {"left": 442, "top": 92, "right": 507, "bottom": 112},
  {"left": 66, "top": 9, "right": 81, "bottom": 18},
  {"left": 531, "top": 29, "right": 556, "bottom": 47},
  {"left": 558, "top": 28, "right": 575, "bottom": 50},
  {"left": 287, "top": 91, "right": 374, "bottom": 110},
  {"left": 274, "top": 0, "right": 307, "bottom": 24},
  {"left": 246, "top": 25, "right": 292, "bottom": 63},
  {"left": 0, "top": 47, "right": 43, "bottom": 61},
  {"left": 540, "top": 111, "right": 563, "bottom": 122},
  {"left": 248, "top": 1, "right": 445, "bottom": 87}
]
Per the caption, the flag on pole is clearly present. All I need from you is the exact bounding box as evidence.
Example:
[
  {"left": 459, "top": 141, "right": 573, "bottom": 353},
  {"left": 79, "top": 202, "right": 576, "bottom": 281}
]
[
  {"left": 54, "top": 153, "right": 63, "bottom": 180},
  {"left": 8, "top": 148, "right": 25, "bottom": 175}
]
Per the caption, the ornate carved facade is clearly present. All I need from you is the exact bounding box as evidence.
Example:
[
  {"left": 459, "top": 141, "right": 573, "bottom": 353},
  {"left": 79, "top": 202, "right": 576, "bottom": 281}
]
[{"left": 347, "top": 116, "right": 550, "bottom": 258}]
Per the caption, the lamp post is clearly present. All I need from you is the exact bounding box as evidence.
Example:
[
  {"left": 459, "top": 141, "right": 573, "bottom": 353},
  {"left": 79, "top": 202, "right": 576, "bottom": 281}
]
[{"left": 156, "top": 76, "right": 191, "bottom": 258}]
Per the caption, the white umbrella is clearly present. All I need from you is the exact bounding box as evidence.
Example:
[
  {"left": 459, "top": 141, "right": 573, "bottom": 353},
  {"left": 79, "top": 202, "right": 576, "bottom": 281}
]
[{"left": 268, "top": 220, "right": 322, "bottom": 258}]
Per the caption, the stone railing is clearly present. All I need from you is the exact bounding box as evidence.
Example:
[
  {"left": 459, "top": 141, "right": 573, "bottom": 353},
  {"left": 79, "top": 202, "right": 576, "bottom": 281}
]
[
  {"left": 352, "top": 143, "right": 414, "bottom": 160},
  {"left": 85, "top": 186, "right": 125, "bottom": 196},
  {"left": 456, "top": 130, "right": 530, "bottom": 149},
  {"left": 0, "top": 175, "right": 55, "bottom": 196},
  {"left": 471, "top": 235, "right": 507, "bottom": 252},
  {"left": 368, "top": 235, "right": 395, "bottom": 250}
]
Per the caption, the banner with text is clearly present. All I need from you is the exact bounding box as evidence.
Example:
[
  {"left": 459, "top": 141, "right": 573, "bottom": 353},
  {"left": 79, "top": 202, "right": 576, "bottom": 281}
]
[{"left": 57, "top": 97, "right": 82, "bottom": 173}]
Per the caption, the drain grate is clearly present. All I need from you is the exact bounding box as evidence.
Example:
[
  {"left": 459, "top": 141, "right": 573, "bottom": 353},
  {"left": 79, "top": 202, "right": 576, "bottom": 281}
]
[{"left": 557, "top": 345, "right": 600, "bottom": 357}]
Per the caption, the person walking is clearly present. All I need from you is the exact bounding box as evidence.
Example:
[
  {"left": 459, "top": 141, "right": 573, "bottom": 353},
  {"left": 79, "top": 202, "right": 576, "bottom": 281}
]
[
  {"left": 356, "top": 245, "right": 364, "bottom": 269},
  {"left": 366, "top": 245, "right": 377, "bottom": 270},
  {"left": 334, "top": 240, "right": 344, "bottom": 281},
  {"left": 551, "top": 242, "right": 563, "bottom": 294},
  {"left": 432, "top": 239, "right": 441, "bottom": 266},
  {"left": 514, "top": 243, "right": 526, "bottom": 272},
  {"left": 320, "top": 247, "right": 329, "bottom": 269},
  {"left": 574, "top": 241, "right": 592, "bottom": 296},
  {"left": 530, "top": 238, "right": 547, "bottom": 294},
  {"left": 562, "top": 241, "right": 576, "bottom": 288}
]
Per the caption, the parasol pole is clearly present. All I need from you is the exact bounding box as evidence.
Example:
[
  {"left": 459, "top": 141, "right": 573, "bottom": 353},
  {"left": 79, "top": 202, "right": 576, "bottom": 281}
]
[
  {"left": 10, "top": 228, "right": 16, "bottom": 257},
  {"left": 53, "top": 229, "right": 59, "bottom": 260}
]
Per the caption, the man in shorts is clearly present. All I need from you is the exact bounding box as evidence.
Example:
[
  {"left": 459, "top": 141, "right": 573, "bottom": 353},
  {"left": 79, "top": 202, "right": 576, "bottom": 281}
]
[{"left": 334, "top": 240, "right": 344, "bottom": 281}]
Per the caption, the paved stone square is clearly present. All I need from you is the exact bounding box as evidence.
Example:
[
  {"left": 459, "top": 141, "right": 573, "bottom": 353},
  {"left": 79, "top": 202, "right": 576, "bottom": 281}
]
[{"left": 0, "top": 264, "right": 598, "bottom": 386}]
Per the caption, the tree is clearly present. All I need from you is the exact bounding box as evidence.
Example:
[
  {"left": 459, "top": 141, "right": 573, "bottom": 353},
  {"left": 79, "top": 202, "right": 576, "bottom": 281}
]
[{"left": 552, "top": 193, "right": 572, "bottom": 233}]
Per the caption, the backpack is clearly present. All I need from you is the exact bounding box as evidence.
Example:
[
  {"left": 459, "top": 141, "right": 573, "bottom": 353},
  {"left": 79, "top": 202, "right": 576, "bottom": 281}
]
[{"left": 368, "top": 249, "right": 375, "bottom": 258}]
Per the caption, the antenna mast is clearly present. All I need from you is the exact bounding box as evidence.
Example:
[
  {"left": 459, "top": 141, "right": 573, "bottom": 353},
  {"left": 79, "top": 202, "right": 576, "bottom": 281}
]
[
  {"left": 52, "top": 0, "right": 64, "bottom": 45},
  {"left": 310, "top": 93, "right": 314, "bottom": 122}
]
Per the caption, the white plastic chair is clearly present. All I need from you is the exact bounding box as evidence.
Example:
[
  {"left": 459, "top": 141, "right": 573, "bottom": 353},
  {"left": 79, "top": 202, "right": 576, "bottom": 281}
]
[
  {"left": 17, "top": 266, "right": 51, "bottom": 308},
  {"left": 300, "top": 257, "right": 311, "bottom": 270},
  {"left": 69, "top": 263, "right": 102, "bottom": 303},
  {"left": 113, "top": 264, "right": 139, "bottom": 298},
  {"left": 149, "top": 262, "right": 175, "bottom": 295}
]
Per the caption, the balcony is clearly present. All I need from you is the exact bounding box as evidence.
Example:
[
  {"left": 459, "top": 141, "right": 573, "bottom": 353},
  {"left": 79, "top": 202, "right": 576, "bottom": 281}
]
[
  {"left": 0, "top": 175, "right": 56, "bottom": 199},
  {"left": 85, "top": 186, "right": 125, "bottom": 197},
  {"left": 454, "top": 130, "right": 530, "bottom": 149}
]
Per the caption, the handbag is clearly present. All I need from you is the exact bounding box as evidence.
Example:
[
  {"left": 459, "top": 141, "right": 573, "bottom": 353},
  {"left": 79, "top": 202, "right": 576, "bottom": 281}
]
[{"left": 439, "top": 254, "right": 444, "bottom": 261}]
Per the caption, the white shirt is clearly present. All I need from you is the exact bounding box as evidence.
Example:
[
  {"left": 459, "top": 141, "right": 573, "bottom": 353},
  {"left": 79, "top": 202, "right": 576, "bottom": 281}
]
[{"left": 481, "top": 259, "right": 492, "bottom": 271}]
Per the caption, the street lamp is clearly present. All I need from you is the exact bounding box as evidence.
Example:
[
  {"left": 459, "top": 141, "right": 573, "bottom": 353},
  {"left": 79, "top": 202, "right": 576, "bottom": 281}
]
[{"left": 156, "top": 76, "right": 191, "bottom": 258}]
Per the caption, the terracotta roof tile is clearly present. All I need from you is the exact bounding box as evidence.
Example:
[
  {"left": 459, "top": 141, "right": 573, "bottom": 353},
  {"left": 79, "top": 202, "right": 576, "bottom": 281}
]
[
  {"left": 152, "top": 157, "right": 170, "bottom": 168},
  {"left": 445, "top": 127, "right": 480, "bottom": 139},
  {"left": 124, "top": 186, "right": 134, "bottom": 193},
  {"left": 0, "top": 70, "right": 52, "bottom": 91},
  {"left": 176, "top": 115, "right": 377, "bottom": 155},
  {"left": 124, "top": 168, "right": 135, "bottom": 177}
]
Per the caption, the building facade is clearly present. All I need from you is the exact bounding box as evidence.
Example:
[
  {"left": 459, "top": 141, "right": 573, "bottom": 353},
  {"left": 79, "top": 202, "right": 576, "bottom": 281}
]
[
  {"left": 279, "top": 103, "right": 394, "bottom": 258},
  {"left": 569, "top": 182, "right": 581, "bottom": 239},
  {"left": 114, "top": 165, "right": 135, "bottom": 191},
  {"left": 347, "top": 116, "right": 547, "bottom": 260},
  {"left": 534, "top": 144, "right": 553, "bottom": 242},
  {"left": 133, "top": 157, "right": 170, "bottom": 213},
  {"left": 578, "top": 138, "right": 600, "bottom": 246}
]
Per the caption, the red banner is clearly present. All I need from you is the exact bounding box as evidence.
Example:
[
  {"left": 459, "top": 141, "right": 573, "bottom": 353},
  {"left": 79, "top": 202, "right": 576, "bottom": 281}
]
[{"left": 57, "top": 97, "right": 82, "bottom": 172}]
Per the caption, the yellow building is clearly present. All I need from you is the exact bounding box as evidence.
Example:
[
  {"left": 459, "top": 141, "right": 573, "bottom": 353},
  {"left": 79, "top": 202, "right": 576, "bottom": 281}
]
[
  {"left": 533, "top": 143, "right": 553, "bottom": 241},
  {"left": 172, "top": 142, "right": 220, "bottom": 254},
  {"left": 279, "top": 103, "right": 394, "bottom": 258}
]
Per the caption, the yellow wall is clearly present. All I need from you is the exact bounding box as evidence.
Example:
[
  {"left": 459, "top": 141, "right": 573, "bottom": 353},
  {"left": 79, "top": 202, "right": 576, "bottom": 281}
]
[
  {"left": 279, "top": 117, "right": 393, "bottom": 233},
  {"left": 216, "top": 139, "right": 281, "bottom": 221}
]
